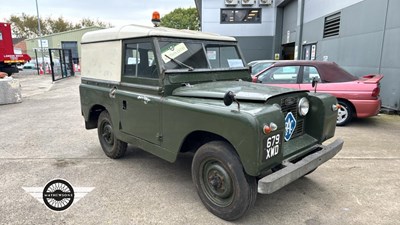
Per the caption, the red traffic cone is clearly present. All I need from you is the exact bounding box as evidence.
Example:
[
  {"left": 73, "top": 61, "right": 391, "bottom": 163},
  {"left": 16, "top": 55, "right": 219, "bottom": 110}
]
[
  {"left": 39, "top": 64, "right": 44, "bottom": 75},
  {"left": 45, "top": 64, "right": 51, "bottom": 74}
]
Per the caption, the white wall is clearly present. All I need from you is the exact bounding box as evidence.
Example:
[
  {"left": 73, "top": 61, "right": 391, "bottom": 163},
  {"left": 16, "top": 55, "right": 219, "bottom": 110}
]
[{"left": 201, "top": 0, "right": 277, "bottom": 37}]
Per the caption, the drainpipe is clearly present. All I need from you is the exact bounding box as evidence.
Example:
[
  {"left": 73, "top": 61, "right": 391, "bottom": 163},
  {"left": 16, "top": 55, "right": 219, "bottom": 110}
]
[
  {"left": 295, "top": 0, "right": 305, "bottom": 60},
  {"left": 378, "top": 0, "right": 389, "bottom": 74},
  {"left": 273, "top": 7, "right": 284, "bottom": 59}
]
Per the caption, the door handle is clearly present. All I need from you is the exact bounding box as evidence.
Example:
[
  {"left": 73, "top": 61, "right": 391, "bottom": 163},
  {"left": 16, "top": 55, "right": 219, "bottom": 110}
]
[
  {"left": 122, "top": 100, "right": 127, "bottom": 110},
  {"left": 137, "top": 96, "right": 150, "bottom": 104},
  {"left": 109, "top": 86, "right": 117, "bottom": 99}
]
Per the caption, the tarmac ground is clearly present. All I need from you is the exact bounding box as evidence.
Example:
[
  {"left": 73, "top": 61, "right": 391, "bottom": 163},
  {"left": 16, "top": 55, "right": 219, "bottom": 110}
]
[{"left": 0, "top": 70, "right": 399, "bottom": 224}]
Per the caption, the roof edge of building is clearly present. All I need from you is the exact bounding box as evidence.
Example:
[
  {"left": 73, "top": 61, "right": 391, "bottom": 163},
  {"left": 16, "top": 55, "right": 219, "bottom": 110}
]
[{"left": 26, "top": 26, "right": 105, "bottom": 41}]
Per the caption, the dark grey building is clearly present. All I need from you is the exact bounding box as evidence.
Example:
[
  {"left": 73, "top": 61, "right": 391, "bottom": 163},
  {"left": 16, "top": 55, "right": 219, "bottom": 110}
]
[{"left": 195, "top": 0, "right": 400, "bottom": 111}]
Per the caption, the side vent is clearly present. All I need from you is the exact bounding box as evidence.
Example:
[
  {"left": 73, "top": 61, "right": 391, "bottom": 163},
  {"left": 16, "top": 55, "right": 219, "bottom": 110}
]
[{"left": 323, "top": 12, "right": 341, "bottom": 38}]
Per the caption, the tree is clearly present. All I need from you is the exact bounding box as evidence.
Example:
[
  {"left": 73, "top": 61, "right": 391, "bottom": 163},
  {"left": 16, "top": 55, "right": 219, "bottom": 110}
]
[
  {"left": 7, "top": 14, "right": 112, "bottom": 38},
  {"left": 8, "top": 13, "right": 48, "bottom": 38},
  {"left": 46, "top": 17, "right": 74, "bottom": 34},
  {"left": 160, "top": 7, "right": 200, "bottom": 30},
  {"left": 75, "top": 18, "right": 112, "bottom": 29}
]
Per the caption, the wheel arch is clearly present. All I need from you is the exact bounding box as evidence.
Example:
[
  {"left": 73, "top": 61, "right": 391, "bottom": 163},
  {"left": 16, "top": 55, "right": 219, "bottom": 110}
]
[
  {"left": 179, "top": 131, "right": 231, "bottom": 153},
  {"left": 179, "top": 130, "right": 249, "bottom": 171},
  {"left": 85, "top": 104, "right": 106, "bottom": 129}
]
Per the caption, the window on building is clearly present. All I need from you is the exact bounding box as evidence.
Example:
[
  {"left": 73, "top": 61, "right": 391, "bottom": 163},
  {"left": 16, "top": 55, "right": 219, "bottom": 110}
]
[
  {"left": 323, "top": 12, "right": 341, "bottom": 38},
  {"left": 221, "top": 8, "right": 261, "bottom": 24}
]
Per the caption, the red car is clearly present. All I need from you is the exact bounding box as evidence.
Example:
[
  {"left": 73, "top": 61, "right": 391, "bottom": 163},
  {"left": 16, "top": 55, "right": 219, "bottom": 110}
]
[{"left": 253, "top": 61, "right": 383, "bottom": 126}]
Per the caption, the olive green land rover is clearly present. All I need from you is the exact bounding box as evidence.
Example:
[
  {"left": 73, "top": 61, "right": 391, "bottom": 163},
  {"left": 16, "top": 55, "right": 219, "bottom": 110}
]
[{"left": 79, "top": 24, "right": 344, "bottom": 220}]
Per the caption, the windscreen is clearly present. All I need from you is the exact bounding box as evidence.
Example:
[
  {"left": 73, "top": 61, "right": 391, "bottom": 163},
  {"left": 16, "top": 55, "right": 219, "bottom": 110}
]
[
  {"left": 158, "top": 40, "right": 244, "bottom": 70},
  {"left": 205, "top": 44, "right": 243, "bottom": 69}
]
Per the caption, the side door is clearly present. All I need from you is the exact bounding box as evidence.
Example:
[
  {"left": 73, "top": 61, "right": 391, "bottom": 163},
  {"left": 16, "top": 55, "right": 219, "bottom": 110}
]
[
  {"left": 116, "top": 39, "right": 162, "bottom": 145},
  {"left": 257, "top": 65, "right": 301, "bottom": 89}
]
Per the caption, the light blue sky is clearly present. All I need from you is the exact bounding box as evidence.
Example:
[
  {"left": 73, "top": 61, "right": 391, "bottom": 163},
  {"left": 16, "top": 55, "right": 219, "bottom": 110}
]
[{"left": 0, "top": 0, "right": 196, "bottom": 27}]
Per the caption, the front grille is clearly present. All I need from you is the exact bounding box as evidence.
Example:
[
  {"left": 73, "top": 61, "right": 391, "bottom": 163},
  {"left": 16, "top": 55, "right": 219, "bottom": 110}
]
[{"left": 281, "top": 97, "right": 304, "bottom": 139}]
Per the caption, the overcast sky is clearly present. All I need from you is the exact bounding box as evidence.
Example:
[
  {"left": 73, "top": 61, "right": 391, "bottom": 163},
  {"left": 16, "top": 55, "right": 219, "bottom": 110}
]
[{"left": 0, "top": 0, "right": 196, "bottom": 27}]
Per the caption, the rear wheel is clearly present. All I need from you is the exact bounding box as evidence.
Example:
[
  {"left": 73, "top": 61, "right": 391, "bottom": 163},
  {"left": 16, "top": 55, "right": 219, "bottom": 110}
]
[
  {"left": 192, "top": 141, "right": 257, "bottom": 221},
  {"left": 337, "top": 100, "right": 353, "bottom": 126},
  {"left": 97, "top": 111, "right": 127, "bottom": 158}
]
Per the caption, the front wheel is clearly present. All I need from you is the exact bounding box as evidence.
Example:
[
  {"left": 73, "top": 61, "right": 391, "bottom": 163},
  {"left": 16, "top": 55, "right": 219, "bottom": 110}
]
[
  {"left": 97, "top": 111, "right": 127, "bottom": 159},
  {"left": 191, "top": 141, "right": 257, "bottom": 221}
]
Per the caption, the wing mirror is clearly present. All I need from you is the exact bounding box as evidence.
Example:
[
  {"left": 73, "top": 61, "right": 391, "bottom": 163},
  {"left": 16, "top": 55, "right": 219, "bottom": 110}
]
[
  {"left": 312, "top": 77, "right": 319, "bottom": 93},
  {"left": 224, "top": 91, "right": 240, "bottom": 112}
]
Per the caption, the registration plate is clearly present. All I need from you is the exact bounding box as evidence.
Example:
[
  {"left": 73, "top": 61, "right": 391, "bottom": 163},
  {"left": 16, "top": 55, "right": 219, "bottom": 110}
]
[{"left": 263, "top": 134, "right": 281, "bottom": 160}]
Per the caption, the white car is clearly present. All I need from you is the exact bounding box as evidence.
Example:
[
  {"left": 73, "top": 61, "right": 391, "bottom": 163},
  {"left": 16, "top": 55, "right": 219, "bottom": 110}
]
[{"left": 23, "top": 63, "right": 37, "bottom": 69}]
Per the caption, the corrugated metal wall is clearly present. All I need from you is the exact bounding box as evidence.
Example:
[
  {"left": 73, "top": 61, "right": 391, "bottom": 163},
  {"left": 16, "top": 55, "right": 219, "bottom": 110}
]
[{"left": 297, "top": 0, "right": 400, "bottom": 110}]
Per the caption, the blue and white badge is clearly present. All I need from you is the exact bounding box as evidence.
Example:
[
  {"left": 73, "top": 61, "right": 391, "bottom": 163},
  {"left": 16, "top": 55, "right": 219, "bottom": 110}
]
[{"left": 284, "top": 112, "right": 296, "bottom": 141}]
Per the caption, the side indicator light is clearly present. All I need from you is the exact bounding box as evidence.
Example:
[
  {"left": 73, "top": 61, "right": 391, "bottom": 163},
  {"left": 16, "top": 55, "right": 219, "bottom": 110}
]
[
  {"left": 263, "top": 122, "right": 278, "bottom": 134},
  {"left": 332, "top": 104, "right": 341, "bottom": 111}
]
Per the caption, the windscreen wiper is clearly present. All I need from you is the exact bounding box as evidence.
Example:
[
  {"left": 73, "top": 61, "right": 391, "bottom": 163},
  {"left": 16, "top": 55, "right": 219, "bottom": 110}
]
[{"left": 165, "top": 55, "right": 193, "bottom": 71}]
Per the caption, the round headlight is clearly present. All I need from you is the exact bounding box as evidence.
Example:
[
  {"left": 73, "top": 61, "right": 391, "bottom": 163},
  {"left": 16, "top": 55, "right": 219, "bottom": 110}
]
[{"left": 298, "top": 97, "right": 310, "bottom": 116}]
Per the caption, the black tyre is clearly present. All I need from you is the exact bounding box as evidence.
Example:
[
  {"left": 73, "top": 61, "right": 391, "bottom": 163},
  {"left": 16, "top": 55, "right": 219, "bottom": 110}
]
[
  {"left": 337, "top": 100, "right": 353, "bottom": 126},
  {"left": 97, "top": 111, "right": 127, "bottom": 159},
  {"left": 192, "top": 141, "right": 257, "bottom": 221}
]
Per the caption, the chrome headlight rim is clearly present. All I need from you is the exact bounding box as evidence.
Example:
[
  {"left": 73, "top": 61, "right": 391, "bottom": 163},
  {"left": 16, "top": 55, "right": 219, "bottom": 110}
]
[{"left": 298, "top": 97, "right": 310, "bottom": 116}]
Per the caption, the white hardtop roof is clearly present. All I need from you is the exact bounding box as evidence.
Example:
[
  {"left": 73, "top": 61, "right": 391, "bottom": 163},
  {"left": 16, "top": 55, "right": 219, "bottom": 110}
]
[{"left": 81, "top": 24, "right": 236, "bottom": 43}]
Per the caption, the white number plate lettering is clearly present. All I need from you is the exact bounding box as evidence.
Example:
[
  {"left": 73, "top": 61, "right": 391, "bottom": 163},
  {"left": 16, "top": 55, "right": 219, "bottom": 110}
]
[{"left": 264, "top": 134, "right": 280, "bottom": 160}]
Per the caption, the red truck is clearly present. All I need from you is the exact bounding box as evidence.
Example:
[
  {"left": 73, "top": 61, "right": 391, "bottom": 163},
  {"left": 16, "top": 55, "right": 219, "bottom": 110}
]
[{"left": 0, "top": 22, "right": 31, "bottom": 76}]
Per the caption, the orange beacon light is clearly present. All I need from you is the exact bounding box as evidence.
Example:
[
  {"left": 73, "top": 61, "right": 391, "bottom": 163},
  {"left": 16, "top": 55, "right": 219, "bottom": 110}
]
[{"left": 152, "top": 11, "right": 161, "bottom": 27}]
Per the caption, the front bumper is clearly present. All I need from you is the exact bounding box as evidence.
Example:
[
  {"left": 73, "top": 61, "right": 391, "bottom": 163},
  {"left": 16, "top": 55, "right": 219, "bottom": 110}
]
[{"left": 258, "top": 138, "right": 344, "bottom": 194}]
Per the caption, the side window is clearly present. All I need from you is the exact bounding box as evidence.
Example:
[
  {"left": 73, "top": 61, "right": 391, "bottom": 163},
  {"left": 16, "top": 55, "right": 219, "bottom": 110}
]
[
  {"left": 124, "top": 42, "right": 158, "bottom": 79},
  {"left": 302, "top": 66, "right": 321, "bottom": 83},
  {"left": 258, "top": 66, "right": 300, "bottom": 84},
  {"left": 125, "top": 44, "right": 138, "bottom": 75}
]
